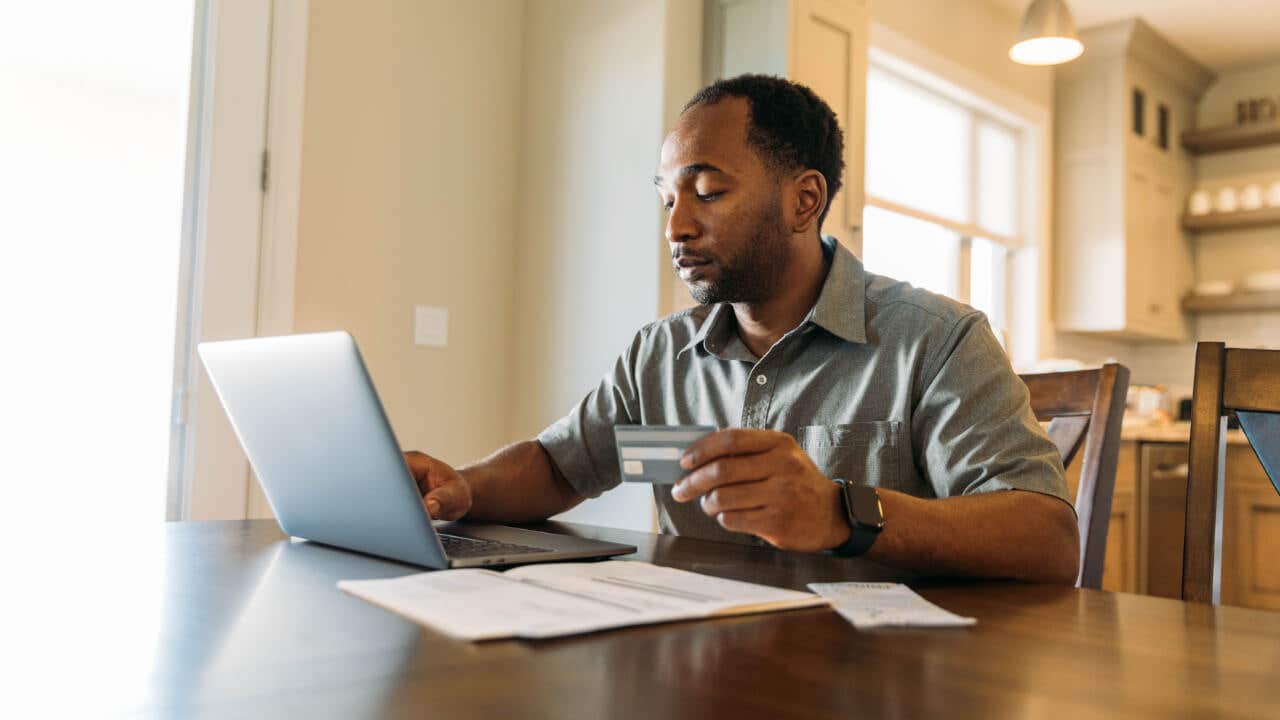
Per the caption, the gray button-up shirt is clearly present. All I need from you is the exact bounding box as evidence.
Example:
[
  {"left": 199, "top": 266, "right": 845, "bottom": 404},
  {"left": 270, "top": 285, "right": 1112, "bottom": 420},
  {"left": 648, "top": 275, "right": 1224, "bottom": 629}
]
[{"left": 538, "top": 236, "right": 1068, "bottom": 546}]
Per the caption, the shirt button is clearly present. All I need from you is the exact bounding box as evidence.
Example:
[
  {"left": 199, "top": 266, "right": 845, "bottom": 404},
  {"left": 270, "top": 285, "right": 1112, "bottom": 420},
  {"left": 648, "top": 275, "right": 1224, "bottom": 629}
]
[{"left": 756, "top": 374, "right": 768, "bottom": 386}]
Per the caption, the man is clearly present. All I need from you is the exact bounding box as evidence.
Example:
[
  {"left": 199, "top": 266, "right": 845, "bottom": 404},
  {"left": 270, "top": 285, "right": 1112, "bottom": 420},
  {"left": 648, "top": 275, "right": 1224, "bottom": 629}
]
[{"left": 406, "top": 75, "right": 1078, "bottom": 584}]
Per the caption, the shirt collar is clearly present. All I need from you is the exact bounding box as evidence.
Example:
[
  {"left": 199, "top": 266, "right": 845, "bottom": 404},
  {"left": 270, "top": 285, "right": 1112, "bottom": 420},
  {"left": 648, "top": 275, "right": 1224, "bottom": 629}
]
[
  {"left": 677, "top": 235, "right": 867, "bottom": 358},
  {"left": 807, "top": 235, "right": 867, "bottom": 344},
  {"left": 678, "top": 302, "right": 737, "bottom": 359}
]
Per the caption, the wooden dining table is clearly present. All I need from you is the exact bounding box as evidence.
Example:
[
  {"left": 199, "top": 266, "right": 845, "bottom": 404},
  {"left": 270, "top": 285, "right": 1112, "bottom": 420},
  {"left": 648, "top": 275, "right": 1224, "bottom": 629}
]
[{"left": 30, "top": 519, "right": 1280, "bottom": 719}]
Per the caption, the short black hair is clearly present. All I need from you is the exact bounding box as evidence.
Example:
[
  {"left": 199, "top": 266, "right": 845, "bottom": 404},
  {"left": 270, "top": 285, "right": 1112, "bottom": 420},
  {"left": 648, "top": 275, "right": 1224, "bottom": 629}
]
[{"left": 683, "top": 74, "right": 844, "bottom": 231}]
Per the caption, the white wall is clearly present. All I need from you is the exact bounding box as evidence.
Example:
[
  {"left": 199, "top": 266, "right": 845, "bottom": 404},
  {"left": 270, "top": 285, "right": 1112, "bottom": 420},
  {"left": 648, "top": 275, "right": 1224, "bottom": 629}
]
[
  {"left": 512, "top": 0, "right": 694, "bottom": 531},
  {"left": 293, "top": 0, "right": 525, "bottom": 468},
  {"left": 292, "top": 0, "right": 706, "bottom": 533}
]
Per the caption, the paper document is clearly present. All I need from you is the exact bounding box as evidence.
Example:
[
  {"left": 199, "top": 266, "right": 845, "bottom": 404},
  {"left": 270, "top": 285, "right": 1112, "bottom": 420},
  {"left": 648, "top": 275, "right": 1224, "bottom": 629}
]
[
  {"left": 807, "top": 582, "right": 976, "bottom": 629},
  {"left": 339, "top": 560, "right": 825, "bottom": 641}
]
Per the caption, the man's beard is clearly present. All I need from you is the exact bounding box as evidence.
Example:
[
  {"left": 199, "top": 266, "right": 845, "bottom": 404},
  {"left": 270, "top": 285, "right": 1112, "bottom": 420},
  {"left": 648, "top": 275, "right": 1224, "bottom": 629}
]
[{"left": 685, "top": 198, "right": 791, "bottom": 306}]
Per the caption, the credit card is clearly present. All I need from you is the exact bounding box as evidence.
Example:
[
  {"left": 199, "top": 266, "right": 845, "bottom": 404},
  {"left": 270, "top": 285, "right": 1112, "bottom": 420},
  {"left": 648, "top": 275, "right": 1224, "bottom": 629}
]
[{"left": 613, "top": 425, "right": 718, "bottom": 484}]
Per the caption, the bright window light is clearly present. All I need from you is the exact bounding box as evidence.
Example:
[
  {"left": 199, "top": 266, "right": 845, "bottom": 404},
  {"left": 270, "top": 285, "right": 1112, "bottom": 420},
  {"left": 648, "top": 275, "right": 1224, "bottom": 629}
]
[
  {"left": 0, "top": 1, "right": 194, "bottom": 544},
  {"left": 861, "top": 206, "right": 960, "bottom": 299},
  {"left": 1, "top": 4, "right": 196, "bottom": 711},
  {"left": 865, "top": 67, "right": 971, "bottom": 224},
  {"left": 862, "top": 58, "right": 1025, "bottom": 347}
]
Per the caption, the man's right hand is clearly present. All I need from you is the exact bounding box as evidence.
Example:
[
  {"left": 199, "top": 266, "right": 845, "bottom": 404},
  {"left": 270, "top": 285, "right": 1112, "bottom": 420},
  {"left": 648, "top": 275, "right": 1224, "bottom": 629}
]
[{"left": 403, "top": 451, "right": 473, "bottom": 521}]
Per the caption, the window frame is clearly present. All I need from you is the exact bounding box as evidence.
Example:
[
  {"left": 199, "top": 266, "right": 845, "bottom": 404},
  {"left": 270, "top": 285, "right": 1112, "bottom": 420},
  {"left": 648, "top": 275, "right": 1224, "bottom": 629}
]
[{"left": 862, "top": 40, "right": 1041, "bottom": 355}]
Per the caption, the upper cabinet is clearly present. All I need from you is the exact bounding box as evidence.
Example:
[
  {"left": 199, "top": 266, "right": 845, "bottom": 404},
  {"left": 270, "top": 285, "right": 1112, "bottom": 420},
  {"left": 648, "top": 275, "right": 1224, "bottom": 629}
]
[
  {"left": 703, "top": 0, "right": 868, "bottom": 249},
  {"left": 1054, "top": 19, "right": 1212, "bottom": 341}
]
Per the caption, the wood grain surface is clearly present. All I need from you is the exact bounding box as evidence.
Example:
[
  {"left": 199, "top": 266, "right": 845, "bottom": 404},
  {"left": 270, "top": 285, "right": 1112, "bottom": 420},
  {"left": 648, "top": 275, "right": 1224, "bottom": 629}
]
[{"left": 48, "top": 520, "right": 1280, "bottom": 719}]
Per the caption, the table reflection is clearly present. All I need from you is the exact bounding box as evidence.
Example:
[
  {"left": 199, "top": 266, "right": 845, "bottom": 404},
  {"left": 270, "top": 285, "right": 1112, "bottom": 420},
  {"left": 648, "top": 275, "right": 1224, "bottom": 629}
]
[{"left": 141, "top": 537, "right": 430, "bottom": 718}]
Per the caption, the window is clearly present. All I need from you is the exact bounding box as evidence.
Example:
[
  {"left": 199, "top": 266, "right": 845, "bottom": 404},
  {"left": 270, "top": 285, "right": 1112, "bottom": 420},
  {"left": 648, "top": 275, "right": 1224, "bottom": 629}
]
[
  {"left": 862, "top": 63, "right": 1023, "bottom": 344},
  {"left": 0, "top": 1, "right": 195, "bottom": 539}
]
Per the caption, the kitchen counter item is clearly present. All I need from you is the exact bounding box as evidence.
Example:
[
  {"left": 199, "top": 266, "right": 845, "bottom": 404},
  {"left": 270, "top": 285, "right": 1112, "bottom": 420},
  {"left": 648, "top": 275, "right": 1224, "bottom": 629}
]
[
  {"left": 1126, "top": 384, "right": 1170, "bottom": 423},
  {"left": 1242, "top": 183, "right": 1265, "bottom": 210},
  {"left": 1266, "top": 181, "right": 1280, "bottom": 207},
  {"left": 1192, "top": 280, "right": 1234, "bottom": 296},
  {"left": 1188, "top": 190, "right": 1212, "bottom": 215},
  {"left": 1216, "top": 186, "right": 1239, "bottom": 213}
]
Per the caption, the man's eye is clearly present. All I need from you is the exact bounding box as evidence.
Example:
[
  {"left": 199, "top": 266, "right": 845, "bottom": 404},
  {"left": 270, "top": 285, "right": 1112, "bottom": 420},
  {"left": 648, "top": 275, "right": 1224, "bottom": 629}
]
[{"left": 662, "top": 192, "right": 720, "bottom": 210}]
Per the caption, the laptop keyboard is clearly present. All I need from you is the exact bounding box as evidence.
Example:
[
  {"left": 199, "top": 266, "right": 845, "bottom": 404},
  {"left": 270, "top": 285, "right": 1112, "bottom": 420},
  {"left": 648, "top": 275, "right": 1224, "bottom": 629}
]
[{"left": 438, "top": 533, "right": 550, "bottom": 558}]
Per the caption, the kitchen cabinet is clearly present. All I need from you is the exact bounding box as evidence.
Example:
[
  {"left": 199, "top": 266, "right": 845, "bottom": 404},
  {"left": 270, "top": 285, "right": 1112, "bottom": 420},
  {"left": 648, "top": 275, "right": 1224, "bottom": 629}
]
[
  {"left": 702, "top": 0, "right": 867, "bottom": 248},
  {"left": 1138, "top": 442, "right": 1188, "bottom": 598},
  {"left": 1065, "top": 441, "right": 1139, "bottom": 592},
  {"left": 1053, "top": 19, "right": 1211, "bottom": 340},
  {"left": 1072, "top": 434, "right": 1280, "bottom": 609},
  {"left": 1223, "top": 446, "right": 1280, "bottom": 610}
]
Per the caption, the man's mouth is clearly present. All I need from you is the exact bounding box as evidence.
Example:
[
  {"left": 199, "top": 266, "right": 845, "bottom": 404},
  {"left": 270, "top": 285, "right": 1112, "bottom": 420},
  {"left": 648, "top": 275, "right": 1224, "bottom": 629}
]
[
  {"left": 674, "top": 255, "right": 711, "bottom": 281},
  {"left": 674, "top": 255, "right": 710, "bottom": 268}
]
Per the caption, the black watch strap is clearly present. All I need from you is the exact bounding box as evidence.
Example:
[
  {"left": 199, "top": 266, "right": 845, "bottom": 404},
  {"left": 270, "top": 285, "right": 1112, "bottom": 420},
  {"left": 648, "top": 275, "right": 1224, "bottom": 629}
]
[{"left": 831, "top": 479, "right": 884, "bottom": 558}]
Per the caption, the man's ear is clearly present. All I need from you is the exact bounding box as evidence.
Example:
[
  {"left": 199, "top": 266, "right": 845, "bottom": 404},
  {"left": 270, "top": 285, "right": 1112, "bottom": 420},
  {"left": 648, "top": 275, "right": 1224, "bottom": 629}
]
[{"left": 790, "top": 169, "right": 828, "bottom": 235}]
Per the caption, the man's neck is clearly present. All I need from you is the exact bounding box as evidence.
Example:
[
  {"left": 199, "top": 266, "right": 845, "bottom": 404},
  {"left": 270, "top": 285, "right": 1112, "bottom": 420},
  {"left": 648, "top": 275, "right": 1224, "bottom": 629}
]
[{"left": 732, "top": 235, "right": 829, "bottom": 359}]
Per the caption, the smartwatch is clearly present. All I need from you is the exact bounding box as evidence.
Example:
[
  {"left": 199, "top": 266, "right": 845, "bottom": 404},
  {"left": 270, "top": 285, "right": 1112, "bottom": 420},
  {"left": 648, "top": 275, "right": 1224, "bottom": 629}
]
[{"left": 830, "top": 479, "right": 884, "bottom": 557}]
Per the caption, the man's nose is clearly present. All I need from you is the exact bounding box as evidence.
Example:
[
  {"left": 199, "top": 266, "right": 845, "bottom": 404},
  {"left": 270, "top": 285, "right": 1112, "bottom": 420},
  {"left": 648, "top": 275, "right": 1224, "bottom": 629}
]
[{"left": 665, "top": 198, "right": 698, "bottom": 244}]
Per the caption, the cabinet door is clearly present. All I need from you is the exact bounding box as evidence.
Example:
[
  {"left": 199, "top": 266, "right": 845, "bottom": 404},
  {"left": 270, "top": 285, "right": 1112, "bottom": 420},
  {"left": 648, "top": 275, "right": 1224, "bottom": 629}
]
[
  {"left": 1139, "top": 442, "right": 1189, "bottom": 598},
  {"left": 1222, "top": 446, "right": 1280, "bottom": 610},
  {"left": 1065, "top": 440, "right": 1139, "bottom": 592},
  {"left": 1124, "top": 165, "right": 1185, "bottom": 339},
  {"left": 788, "top": 0, "right": 866, "bottom": 244},
  {"left": 1102, "top": 486, "right": 1139, "bottom": 592},
  {"left": 1124, "top": 167, "right": 1158, "bottom": 332},
  {"left": 1147, "top": 176, "right": 1184, "bottom": 337}
]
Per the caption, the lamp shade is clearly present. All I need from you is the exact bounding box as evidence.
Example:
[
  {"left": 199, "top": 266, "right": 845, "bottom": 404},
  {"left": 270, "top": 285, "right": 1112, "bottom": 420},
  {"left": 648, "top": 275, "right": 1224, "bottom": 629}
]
[{"left": 1010, "top": 0, "right": 1084, "bottom": 66}]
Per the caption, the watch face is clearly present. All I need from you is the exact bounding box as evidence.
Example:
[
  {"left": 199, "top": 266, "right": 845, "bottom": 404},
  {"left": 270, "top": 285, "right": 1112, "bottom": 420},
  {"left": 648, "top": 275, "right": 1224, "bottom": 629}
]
[{"left": 848, "top": 484, "right": 885, "bottom": 529}]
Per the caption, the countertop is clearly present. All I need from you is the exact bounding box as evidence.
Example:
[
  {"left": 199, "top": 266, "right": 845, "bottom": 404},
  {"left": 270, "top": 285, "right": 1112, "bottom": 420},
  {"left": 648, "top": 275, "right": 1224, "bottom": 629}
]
[{"left": 1120, "top": 420, "right": 1251, "bottom": 445}]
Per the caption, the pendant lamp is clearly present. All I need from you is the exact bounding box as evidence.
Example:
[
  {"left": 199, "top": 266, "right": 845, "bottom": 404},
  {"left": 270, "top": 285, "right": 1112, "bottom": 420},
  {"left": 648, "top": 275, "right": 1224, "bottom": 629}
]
[{"left": 1010, "top": 0, "right": 1084, "bottom": 66}]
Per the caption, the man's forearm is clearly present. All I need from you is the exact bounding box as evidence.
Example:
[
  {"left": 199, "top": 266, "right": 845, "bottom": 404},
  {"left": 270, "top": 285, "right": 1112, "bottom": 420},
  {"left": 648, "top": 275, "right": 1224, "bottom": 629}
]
[
  {"left": 458, "top": 440, "right": 584, "bottom": 523},
  {"left": 863, "top": 489, "right": 1080, "bottom": 584}
]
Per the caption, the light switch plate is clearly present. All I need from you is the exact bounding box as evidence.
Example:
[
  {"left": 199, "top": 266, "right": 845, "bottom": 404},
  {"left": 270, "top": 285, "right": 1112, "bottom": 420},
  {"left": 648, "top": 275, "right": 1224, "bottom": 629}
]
[{"left": 414, "top": 306, "right": 448, "bottom": 347}]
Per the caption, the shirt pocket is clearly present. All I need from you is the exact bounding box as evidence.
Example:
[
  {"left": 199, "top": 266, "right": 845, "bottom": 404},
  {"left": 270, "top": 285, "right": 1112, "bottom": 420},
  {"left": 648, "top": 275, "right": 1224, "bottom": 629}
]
[{"left": 798, "top": 421, "right": 901, "bottom": 489}]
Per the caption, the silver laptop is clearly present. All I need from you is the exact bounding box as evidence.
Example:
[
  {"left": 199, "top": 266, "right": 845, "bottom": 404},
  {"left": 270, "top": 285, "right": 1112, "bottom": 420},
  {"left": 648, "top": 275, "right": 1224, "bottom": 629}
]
[{"left": 198, "top": 331, "right": 635, "bottom": 568}]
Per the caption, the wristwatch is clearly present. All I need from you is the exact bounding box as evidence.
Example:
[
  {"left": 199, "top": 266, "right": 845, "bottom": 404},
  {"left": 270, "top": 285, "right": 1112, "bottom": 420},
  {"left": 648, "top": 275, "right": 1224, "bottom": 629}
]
[{"left": 830, "top": 479, "right": 884, "bottom": 557}]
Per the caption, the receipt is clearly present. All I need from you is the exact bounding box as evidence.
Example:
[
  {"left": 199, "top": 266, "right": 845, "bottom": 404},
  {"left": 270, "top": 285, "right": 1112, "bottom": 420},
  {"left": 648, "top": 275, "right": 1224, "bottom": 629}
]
[{"left": 807, "top": 582, "right": 976, "bottom": 630}]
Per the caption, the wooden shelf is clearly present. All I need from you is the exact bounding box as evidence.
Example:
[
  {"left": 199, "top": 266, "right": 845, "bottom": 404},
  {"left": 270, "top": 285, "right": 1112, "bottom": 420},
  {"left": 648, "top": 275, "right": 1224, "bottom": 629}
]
[
  {"left": 1182, "top": 290, "right": 1280, "bottom": 313},
  {"left": 1182, "top": 122, "right": 1280, "bottom": 155},
  {"left": 1182, "top": 206, "right": 1280, "bottom": 232}
]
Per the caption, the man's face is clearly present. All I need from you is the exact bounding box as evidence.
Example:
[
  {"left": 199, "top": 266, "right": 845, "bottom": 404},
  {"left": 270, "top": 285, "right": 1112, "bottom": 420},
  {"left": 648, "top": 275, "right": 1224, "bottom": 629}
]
[{"left": 654, "top": 98, "right": 791, "bottom": 305}]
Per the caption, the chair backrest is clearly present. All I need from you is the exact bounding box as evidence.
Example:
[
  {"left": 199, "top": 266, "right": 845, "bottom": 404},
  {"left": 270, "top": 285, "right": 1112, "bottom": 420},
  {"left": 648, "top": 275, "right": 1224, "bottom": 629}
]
[
  {"left": 1184, "top": 342, "right": 1280, "bottom": 604},
  {"left": 1019, "top": 363, "right": 1130, "bottom": 589}
]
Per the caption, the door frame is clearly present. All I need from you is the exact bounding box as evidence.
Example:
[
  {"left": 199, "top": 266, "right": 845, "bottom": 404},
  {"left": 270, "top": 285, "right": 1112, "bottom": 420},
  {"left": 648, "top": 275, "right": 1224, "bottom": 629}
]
[
  {"left": 168, "top": 0, "right": 309, "bottom": 520},
  {"left": 247, "top": 0, "right": 310, "bottom": 518}
]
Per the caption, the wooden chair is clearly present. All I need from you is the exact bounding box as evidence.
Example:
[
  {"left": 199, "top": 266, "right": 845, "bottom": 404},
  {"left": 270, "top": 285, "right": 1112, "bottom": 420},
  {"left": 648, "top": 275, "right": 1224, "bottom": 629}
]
[
  {"left": 1183, "top": 342, "right": 1280, "bottom": 604},
  {"left": 1019, "top": 364, "right": 1130, "bottom": 589}
]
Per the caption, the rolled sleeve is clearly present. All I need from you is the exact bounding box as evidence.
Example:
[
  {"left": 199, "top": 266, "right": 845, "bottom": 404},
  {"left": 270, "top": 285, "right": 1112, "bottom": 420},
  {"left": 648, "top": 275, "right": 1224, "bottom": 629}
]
[
  {"left": 536, "top": 329, "right": 647, "bottom": 498},
  {"left": 912, "top": 314, "right": 1070, "bottom": 505}
]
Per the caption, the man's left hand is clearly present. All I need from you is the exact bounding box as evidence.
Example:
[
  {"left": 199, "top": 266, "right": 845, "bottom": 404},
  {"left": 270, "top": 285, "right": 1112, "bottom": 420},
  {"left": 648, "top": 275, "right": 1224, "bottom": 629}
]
[{"left": 671, "top": 428, "right": 851, "bottom": 552}]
